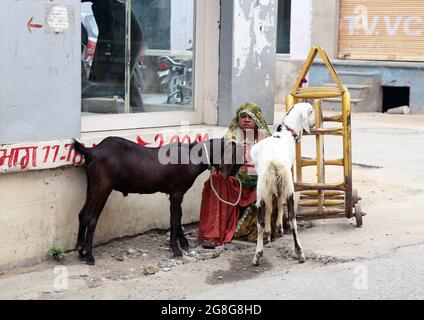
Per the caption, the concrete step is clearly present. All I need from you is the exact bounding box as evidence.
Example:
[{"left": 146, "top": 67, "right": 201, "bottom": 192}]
[
  {"left": 321, "top": 97, "right": 364, "bottom": 112},
  {"left": 335, "top": 71, "right": 380, "bottom": 85},
  {"left": 323, "top": 83, "right": 372, "bottom": 90},
  {"left": 309, "top": 66, "right": 383, "bottom": 112},
  {"left": 337, "top": 71, "right": 380, "bottom": 76},
  {"left": 323, "top": 83, "right": 371, "bottom": 100}
]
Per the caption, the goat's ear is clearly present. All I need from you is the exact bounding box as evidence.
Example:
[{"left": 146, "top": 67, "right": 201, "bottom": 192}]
[
  {"left": 301, "top": 110, "right": 310, "bottom": 133},
  {"left": 302, "top": 107, "right": 314, "bottom": 133}
]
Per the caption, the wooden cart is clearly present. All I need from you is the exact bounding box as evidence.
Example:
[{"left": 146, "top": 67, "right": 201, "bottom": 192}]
[{"left": 286, "top": 46, "right": 364, "bottom": 227}]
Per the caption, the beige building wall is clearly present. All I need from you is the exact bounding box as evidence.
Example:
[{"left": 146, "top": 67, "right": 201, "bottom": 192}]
[
  {"left": 311, "top": 0, "right": 340, "bottom": 59},
  {"left": 274, "top": 58, "right": 306, "bottom": 108},
  {"left": 0, "top": 127, "right": 226, "bottom": 270},
  {"left": 275, "top": 0, "right": 340, "bottom": 106}
]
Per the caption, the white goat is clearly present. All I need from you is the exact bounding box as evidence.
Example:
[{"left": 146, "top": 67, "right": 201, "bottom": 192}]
[{"left": 250, "top": 102, "right": 315, "bottom": 266}]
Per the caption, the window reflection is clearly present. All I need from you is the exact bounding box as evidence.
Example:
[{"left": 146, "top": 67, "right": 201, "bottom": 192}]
[
  {"left": 81, "top": 0, "right": 194, "bottom": 115},
  {"left": 276, "top": 0, "right": 291, "bottom": 54}
]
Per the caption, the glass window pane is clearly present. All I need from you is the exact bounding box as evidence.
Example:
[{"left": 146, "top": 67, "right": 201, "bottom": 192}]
[
  {"left": 81, "top": 0, "right": 195, "bottom": 115},
  {"left": 132, "top": 0, "right": 194, "bottom": 113},
  {"left": 277, "top": 0, "right": 291, "bottom": 54},
  {"left": 81, "top": 1, "right": 129, "bottom": 114}
]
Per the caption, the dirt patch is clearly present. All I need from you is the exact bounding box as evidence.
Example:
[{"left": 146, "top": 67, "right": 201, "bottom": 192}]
[
  {"left": 205, "top": 227, "right": 353, "bottom": 285},
  {"left": 281, "top": 247, "right": 357, "bottom": 265},
  {"left": 61, "top": 225, "right": 225, "bottom": 281},
  {"left": 0, "top": 221, "right": 365, "bottom": 300},
  {"left": 207, "top": 250, "right": 275, "bottom": 285}
]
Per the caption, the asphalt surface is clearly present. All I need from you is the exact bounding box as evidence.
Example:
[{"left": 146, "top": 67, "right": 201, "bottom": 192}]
[{"left": 185, "top": 244, "right": 424, "bottom": 300}]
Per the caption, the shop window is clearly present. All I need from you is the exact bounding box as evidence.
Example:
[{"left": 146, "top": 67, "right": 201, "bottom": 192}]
[
  {"left": 276, "top": 0, "right": 291, "bottom": 54},
  {"left": 81, "top": 0, "right": 194, "bottom": 115}
]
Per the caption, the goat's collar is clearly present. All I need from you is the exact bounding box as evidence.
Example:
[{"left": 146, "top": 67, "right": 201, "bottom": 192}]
[{"left": 276, "top": 123, "right": 300, "bottom": 143}]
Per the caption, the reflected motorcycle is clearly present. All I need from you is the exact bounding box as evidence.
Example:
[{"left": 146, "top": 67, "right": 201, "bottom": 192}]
[{"left": 157, "top": 56, "right": 192, "bottom": 105}]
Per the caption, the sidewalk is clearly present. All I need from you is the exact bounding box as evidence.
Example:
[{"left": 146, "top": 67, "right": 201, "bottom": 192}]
[{"left": 292, "top": 112, "right": 424, "bottom": 260}]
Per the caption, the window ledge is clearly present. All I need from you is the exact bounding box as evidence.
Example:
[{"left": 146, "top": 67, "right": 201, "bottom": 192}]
[{"left": 276, "top": 53, "right": 291, "bottom": 60}]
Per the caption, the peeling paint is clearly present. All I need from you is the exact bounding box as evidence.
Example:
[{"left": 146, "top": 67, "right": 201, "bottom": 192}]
[
  {"left": 264, "top": 73, "right": 271, "bottom": 87},
  {"left": 233, "top": 0, "right": 275, "bottom": 76},
  {"left": 219, "top": 0, "right": 277, "bottom": 125}
]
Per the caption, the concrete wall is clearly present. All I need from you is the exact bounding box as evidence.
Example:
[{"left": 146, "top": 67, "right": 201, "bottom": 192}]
[
  {"left": 219, "top": 0, "right": 278, "bottom": 126},
  {"left": 289, "top": 0, "right": 312, "bottom": 59},
  {"left": 274, "top": 0, "right": 313, "bottom": 107},
  {"left": 0, "top": 126, "right": 226, "bottom": 270},
  {"left": 311, "top": 0, "right": 339, "bottom": 59},
  {"left": 274, "top": 58, "right": 305, "bottom": 105},
  {"left": 201, "top": 0, "right": 220, "bottom": 126}
]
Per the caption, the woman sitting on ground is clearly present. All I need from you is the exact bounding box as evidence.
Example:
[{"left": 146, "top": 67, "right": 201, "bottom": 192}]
[{"left": 198, "top": 102, "right": 272, "bottom": 248}]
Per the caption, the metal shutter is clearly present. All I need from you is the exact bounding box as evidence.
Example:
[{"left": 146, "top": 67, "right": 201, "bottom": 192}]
[{"left": 338, "top": 0, "right": 424, "bottom": 61}]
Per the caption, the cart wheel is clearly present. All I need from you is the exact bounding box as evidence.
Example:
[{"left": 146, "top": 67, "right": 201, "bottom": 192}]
[
  {"left": 352, "top": 188, "right": 362, "bottom": 205},
  {"left": 354, "top": 203, "right": 363, "bottom": 227}
]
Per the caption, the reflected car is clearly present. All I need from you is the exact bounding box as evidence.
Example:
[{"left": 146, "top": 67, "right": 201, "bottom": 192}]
[{"left": 81, "top": 12, "right": 99, "bottom": 77}]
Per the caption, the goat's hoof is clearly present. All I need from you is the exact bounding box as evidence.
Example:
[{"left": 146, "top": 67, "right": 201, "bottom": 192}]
[
  {"left": 252, "top": 251, "right": 263, "bottom": 266},
  {"left": 179, "top": 239, "right": 189, "bottom": 251},
  {"left": 173, "top": 249, "right": 183, "bottom": 257},
  {"left": 78, "top": 252, "right": 86, "bottom": 261},
  {"left": 297, "top": 252, "right": 305, "bottom": 264},
  {"left": 85, "top": 256, "right": 96, "bottom": 265},
  {"left": 275, "top": 228, "right": 284, "bottom": 238}
]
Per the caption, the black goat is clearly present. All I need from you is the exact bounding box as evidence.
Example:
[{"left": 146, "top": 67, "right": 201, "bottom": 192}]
[{"left": 73, "top": 136, "right": 243, "bottom": 265}]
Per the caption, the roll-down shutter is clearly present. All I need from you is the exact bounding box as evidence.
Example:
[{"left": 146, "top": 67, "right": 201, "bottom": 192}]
[{"left": 339, "top": 0, "right": 424, "bottom": 61}]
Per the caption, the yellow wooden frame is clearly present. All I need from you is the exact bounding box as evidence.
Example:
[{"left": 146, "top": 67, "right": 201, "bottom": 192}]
[{"left": 285, "top": 46, "right": 362, "bottom": 225}]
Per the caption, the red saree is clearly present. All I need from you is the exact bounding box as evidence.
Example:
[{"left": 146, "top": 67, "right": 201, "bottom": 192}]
[{"left": 198, "top": 171, "right": 257, "bottom": 246}]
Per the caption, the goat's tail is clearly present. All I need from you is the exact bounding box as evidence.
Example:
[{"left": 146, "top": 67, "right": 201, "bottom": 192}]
[
  {"left": 73, "top": 139, "right": 92, "bottom": 162},
  {"left": 256, "top": 160, "right": 294, "bottom": 209}
]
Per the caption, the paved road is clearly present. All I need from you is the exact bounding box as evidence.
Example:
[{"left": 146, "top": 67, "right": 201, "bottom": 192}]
[{"left": 185, "top": 244, "right": 424, "bottom": 300}]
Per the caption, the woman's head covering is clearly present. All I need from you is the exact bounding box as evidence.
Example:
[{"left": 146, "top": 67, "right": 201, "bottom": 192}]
[{"left": 225, "top": 102, "right": 272, "bottom": 140}]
